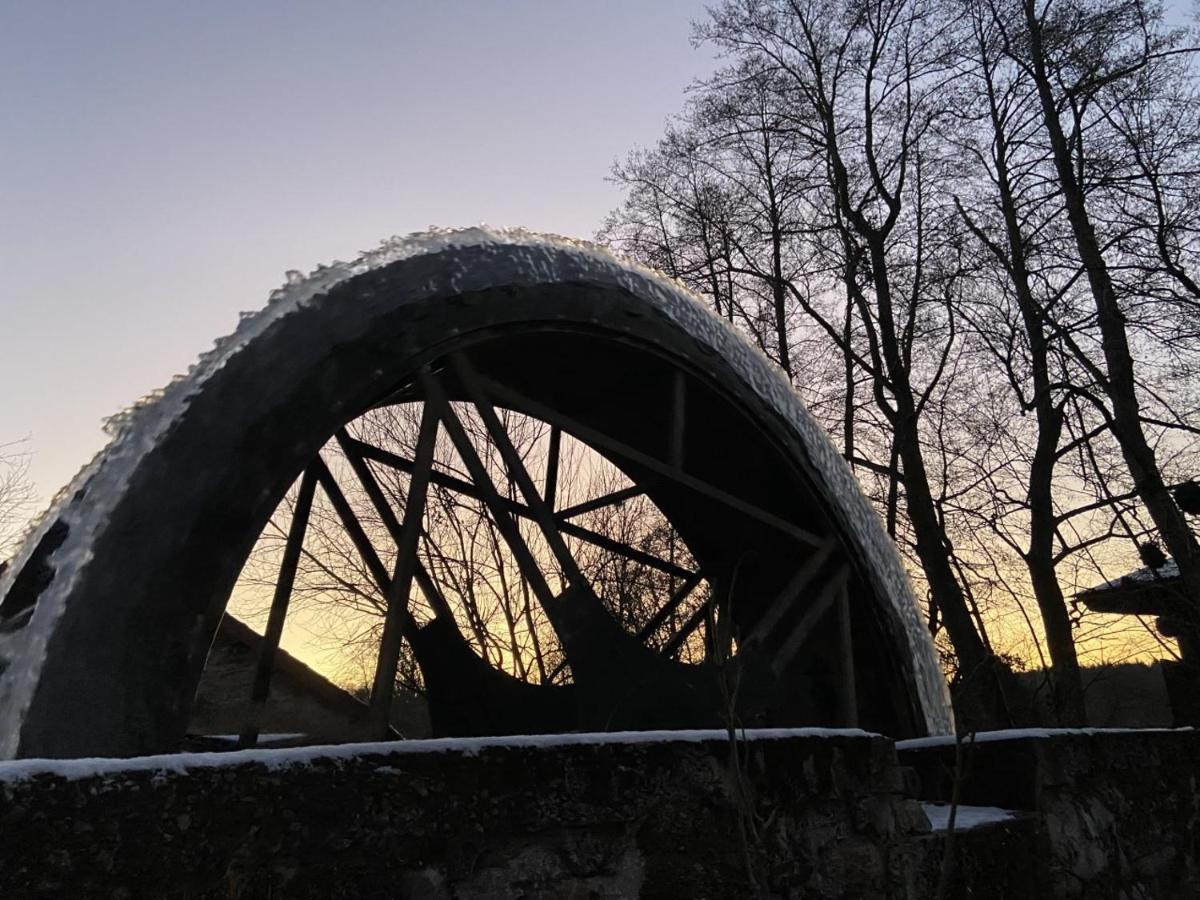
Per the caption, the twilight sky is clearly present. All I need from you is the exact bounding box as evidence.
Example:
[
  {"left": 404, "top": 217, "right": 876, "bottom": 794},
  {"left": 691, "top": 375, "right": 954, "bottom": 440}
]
[{"left": 1, "top": 1, "right": 714, "bottom": 511}]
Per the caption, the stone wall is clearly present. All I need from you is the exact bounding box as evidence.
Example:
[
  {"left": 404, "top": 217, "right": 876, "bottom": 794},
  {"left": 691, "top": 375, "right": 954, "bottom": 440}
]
[
  {"left": 1, "top": 728, "right": 1197, "bottom": 898},
  {"left": 899, "top": 729, "right": 1200, "bottom": 898},
  {"left": 0, "top": 730, "right": 928, "bottom": 899}
]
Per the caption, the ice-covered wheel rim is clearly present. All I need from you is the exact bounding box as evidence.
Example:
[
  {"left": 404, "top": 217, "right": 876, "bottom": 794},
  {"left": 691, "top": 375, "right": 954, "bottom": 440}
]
[{"left": 0, "top": 229, "right": 952, "bottom": 759}]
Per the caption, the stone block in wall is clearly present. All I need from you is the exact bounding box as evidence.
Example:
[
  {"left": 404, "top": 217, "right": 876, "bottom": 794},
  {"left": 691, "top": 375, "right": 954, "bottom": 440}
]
[{"left": 898, "top": 728, "right": 1200, "bottom": 898}]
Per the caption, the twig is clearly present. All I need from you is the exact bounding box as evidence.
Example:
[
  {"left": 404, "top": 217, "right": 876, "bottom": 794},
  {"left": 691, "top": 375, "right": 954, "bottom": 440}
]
[{"left": 936, "top": 730, "right": 976, "bottom": 899}]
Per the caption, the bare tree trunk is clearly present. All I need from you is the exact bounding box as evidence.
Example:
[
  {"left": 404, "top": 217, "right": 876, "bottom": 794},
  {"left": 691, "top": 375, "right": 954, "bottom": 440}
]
[
  {"left": 1023, "top": 0, "right": 1200, "bottom": 622},
  {"left": 955, "top": 10, "right": 1087, "bottom": 722},
  {"left": 766, "top": 155, "right": 793, "bottom": 380},
  {"left": 842, "top": 289, "right": 856, "bottom": 464},
  {"left": 862, "top": 235, "right": 1009, "bottom": 727}
]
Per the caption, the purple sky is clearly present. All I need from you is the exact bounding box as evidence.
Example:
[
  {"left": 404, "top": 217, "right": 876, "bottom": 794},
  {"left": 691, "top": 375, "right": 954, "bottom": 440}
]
[{"left": 1, "top": 1, "right": 714, "bottom": 510}]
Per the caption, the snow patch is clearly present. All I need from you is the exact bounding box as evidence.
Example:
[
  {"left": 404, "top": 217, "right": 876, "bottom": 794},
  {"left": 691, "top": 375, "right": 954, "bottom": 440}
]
[
  {"left": 199, "top": 733, "right": 307, "bottom": 743},
  {"left": 922, "top": 802, "right": 1015, "bottom": 831},
  {"left": 1082, "top": 559, "right": 1180, "bottom": 594},
  {"left": 0, "top": 727, "right": 878, "bottom": 783},
  {"left": 897, "top": 726, "right": 1193, "bottom": 751}
]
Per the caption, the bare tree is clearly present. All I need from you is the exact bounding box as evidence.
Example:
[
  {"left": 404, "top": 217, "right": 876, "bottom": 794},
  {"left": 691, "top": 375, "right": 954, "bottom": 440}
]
[
  {"left": 688, "top": 0, "right": 1020, "bottom": 726},
  {"left": 998, "top": 0, "right": 1200, "bottom": 626},
  {"left": 231, "top": 403, "right": 708, "bottom": 696},
  {"left": 945, "top": 0, "right": 1089, "bottom": 721},
  {"left": 0, "top": 439, "right": 36, "bottom": 564},
  {"left": 599, "top": 0, "right": 1200, "bottom": 729}
]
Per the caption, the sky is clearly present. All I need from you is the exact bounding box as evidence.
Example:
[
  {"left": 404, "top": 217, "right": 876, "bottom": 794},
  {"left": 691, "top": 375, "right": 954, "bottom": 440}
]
[
  {"left": 1, "top": 0, "right": 715, "bottom": 510},
  {"left": 3, "top": 2, "right": 1192, "bottom": 680}
]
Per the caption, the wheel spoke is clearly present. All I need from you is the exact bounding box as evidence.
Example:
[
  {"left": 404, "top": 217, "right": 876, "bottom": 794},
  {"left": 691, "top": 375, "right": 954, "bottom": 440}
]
[
  {"left": 335, "top": 427, "right": 453, "bottom": 619},
  {"left": 544, "top": 425, "right": 561, "bottom": 513},
  {"left": 745, "top": 538, "right": 837, "bottom": 647},
  {"left": 418, "top": 367, "right": 558, "bottom": 610},
  {"left": 660, "top": 600, "right": 709, "bottom": 659},
  {"left": 367, "top": 402, "right": 439, "bottom": 738},
  {"left": 310, "top": 455, "right": 393, "bottom": 596},
  {"left": 449, "top": 352, "right": 585, "bottom": 588},
  {"left": 239, "top": 467, "right": 318, "bottom": 749},
  {"left": 772, "top": 565, "right": 851, "bottom": 676},
  {"left": 635, "top": 571, "right": 704, "bottom": 642},
  {"left": 341, "top": 434, "right": 694, "bottom": 580},
  {"left": 480, "top": 378, "right": 823, "bottom": 547},
  {"left": 556, "top": 484, "right": 646, "bottom": 521},
  {"left": 835, "top": 582, "right": 858, "bottom": 727},
  {"left": 669, "top": 368, "right": 686, "bottom": 469}
]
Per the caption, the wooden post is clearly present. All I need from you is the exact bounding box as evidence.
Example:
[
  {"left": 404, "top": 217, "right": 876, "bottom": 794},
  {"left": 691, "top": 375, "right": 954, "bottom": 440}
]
[
  {"left": 545, "top": 425, "right": 561, "bottom": 513},
  {"left": 670, "top": 369, "right": 686, "bottom": 469},
  {"left": 238, "top": 468, "right": 317, "bottom": 749},
  {"left": 835, "top": 582, "right": 858, "bottom": 727},
  {"left": 367, "top": 403, "right": 439, "bottom": 739}
]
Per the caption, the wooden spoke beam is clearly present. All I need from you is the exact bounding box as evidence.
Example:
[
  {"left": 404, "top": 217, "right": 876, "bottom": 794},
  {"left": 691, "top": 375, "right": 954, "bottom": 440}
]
[
  {"left": 558, "top": 518, "right": 691, "bottom": 580},
  {"left": 705, "top": 585, "right": 736, "bottom": 666},
  {"left": 544, "top": 571, "right": 706, "bottom": 683},
  {"left": 660, "top": 599, "right": 709, "bottom": 659},
  {"left": 340, "top": 435, "right": 694, "bottom": 580},
  {"left": 417, "top": 367, "right": 558, "bottom": 610},
  {"left": 670, "top": 369, "right": 686, "bottom": 469},
  {"left": 367, "top": 402, "right": 439, "bottom": 738},
  {"left": 449, "top": 352, "right": 586, "bottom": 588},
  {"left": 239, "top": 468, "right": 318, "bottom": 749},
  {"left": 556, "top": 484, "right": 645, "bottom": 521},
  {"left": 772, "top": 564, "right": 851, "bottom": 676},
  {"left": 335, "top": 428, "right": 453, "bottom": 620},
  {"left": 479, "top": 378, "right": 823, "bottom": 547},
  {"left": 310, "top": 455, "right": 394, "bottom": 597},
  {"left": 744, "top": 539, "right": 837, "bottom": 648},
  {"left": 635, "top": 571, "right": 704, "bottom": 641},
  {"left": 545, "top": 425, "right": 561, "bottom": 513},
  {"left": 834, "top": 582, "right": 858, "bottom": 727}
]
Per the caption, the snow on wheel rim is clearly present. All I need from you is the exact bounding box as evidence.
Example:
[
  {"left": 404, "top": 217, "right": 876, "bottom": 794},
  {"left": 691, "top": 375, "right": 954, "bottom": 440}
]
[{"left": 0, "top": 228, "right": 952, "bottom": 759}]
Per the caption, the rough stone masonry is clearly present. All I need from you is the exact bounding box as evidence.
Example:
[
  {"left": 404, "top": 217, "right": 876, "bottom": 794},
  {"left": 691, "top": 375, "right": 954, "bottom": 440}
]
[{"left": 0, "top": 728, "right": 1193, "bottom": 898}]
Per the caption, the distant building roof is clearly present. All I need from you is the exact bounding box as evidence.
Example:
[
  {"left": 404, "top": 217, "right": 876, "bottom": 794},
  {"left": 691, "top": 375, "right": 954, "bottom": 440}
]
[
  {"left": 1076, "top": 560, "right": 1182, "bottom": 616},
  {"left": 1081, "top": 559, "right": 1180, "bottom": 595},
  {"left": 214, "top": 615, "right": 368, "bottom": 718}
]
